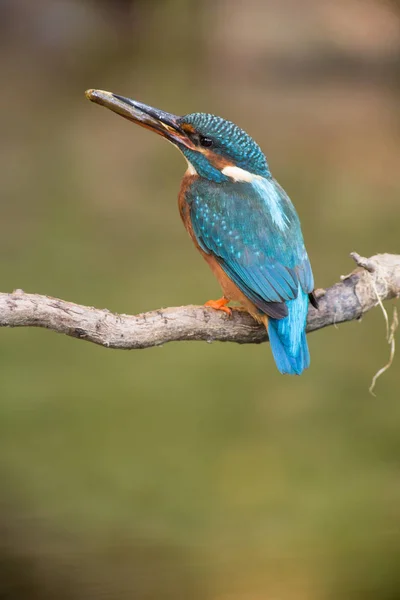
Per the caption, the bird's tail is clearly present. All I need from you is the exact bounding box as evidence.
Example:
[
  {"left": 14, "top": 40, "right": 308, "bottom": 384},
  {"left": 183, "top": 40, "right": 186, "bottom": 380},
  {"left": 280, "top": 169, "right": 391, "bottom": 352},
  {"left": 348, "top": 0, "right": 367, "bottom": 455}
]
[{"left": 264, "top": 289, "right": 310, "bottom": 375}]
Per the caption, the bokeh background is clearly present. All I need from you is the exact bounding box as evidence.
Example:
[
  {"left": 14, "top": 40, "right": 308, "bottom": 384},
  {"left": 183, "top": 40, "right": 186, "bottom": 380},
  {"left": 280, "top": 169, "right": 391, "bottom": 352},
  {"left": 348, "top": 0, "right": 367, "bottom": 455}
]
[{"left": 1, "top": 1, "right": 400, "bottom": 598}]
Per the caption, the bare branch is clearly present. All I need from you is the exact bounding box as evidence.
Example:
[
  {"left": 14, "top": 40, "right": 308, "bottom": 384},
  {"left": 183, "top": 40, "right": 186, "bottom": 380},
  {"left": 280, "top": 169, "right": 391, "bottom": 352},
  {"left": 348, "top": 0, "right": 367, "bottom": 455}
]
[{"left": 0, "top": 253, "right": 399, "bottom": 349}]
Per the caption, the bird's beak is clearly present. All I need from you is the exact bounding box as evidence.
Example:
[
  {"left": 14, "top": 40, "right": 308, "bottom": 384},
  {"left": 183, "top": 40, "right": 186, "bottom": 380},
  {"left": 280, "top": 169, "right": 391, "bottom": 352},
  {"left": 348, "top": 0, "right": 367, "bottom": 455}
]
[{"left": 85, "top": 89, "right": 195, "bottom": 150}]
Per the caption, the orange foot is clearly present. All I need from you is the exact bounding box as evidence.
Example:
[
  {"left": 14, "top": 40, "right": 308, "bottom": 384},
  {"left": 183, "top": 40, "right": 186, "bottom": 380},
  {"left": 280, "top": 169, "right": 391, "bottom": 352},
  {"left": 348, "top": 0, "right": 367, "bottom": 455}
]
[{"left": 204, "top": 296, "right": 232, "bottom": 316}]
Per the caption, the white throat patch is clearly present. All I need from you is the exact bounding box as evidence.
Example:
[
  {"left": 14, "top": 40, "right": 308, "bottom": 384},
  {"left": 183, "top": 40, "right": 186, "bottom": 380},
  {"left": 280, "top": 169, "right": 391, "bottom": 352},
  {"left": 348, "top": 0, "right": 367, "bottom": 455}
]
[{"left": 185, "top": 158, "right": 197, "bottom": 175}]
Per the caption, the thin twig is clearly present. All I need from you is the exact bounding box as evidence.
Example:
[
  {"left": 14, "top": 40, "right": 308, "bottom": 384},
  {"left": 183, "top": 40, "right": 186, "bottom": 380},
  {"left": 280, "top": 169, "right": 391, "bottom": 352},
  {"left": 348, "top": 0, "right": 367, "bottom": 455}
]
[{"left": 369, "top": 306, "right": 398, "bottom": 395}]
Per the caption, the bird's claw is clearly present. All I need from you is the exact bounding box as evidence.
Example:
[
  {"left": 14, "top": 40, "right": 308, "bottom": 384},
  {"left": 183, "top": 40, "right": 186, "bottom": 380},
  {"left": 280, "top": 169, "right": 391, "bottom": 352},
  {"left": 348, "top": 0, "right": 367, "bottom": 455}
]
[{"left": 204, "top": 297, "right": 232, "bottom": 316}]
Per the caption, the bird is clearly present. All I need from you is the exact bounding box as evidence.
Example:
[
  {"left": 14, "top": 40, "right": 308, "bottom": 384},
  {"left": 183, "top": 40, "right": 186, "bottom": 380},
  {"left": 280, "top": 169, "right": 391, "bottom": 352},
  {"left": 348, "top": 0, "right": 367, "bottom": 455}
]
[{"left": 85, "top": 89, "right": 317, "bottom": 375}]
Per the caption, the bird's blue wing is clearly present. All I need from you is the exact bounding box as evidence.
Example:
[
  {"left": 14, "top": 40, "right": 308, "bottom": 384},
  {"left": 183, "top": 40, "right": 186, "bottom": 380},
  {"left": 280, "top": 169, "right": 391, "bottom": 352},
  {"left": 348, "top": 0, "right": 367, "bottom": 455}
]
[{"left": 188, "top": 177, "right": 314, "bottom": 319}]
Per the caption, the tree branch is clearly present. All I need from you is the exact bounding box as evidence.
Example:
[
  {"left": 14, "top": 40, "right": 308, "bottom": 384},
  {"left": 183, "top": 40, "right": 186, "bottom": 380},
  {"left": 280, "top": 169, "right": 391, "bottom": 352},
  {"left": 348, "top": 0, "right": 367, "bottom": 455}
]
[{"left": 0, "top": 253, "right": 399, "bottom": 349}]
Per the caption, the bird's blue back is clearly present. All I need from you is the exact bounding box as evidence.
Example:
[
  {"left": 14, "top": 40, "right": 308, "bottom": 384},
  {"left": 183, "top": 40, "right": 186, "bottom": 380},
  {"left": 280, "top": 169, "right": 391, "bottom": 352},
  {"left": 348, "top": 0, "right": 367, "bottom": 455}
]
[{"left": 186, "top": 175, "right": 314, "bottom": 374}]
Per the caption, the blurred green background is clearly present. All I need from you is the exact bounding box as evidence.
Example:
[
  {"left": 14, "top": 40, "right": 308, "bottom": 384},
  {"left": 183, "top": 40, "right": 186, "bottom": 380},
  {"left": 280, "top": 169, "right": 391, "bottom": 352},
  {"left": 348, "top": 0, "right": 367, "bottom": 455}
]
[{"left": 1, "top": 1, "right": 400, "bottom": 598}]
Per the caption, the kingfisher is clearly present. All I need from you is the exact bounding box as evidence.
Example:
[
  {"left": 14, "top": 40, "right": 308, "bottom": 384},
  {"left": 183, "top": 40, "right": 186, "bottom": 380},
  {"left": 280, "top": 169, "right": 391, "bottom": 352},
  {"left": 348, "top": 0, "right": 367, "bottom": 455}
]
[{"left": 85, "top": 89, "right": 317, "bottom": 375}]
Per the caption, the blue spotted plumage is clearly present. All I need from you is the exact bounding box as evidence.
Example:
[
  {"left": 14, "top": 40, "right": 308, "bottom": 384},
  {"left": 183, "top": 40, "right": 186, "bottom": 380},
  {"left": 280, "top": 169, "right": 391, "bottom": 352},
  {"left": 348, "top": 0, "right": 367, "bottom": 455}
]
[
  {"left": 86, "top": 89, "right": 317, "bottom": 374},
  {"left": 186, "top": 176, "right": 314, "bottom": 374},
  {"left": 182, "top": 113, "right": 271, "bottom": 177}
]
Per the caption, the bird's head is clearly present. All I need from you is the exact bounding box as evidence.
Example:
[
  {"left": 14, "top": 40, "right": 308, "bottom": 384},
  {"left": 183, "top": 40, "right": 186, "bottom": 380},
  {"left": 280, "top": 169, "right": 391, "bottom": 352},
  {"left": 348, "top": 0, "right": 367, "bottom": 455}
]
[{"left": 85, "top": 90, "right": 270, "bottom": 183}]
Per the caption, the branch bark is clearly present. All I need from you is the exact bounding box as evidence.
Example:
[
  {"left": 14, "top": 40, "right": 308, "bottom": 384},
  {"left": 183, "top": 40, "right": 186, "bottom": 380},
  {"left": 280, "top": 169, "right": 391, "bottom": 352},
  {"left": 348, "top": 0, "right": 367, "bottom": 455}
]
[{"left": 0, "top": 253, "right": 399, "bottom": 349}]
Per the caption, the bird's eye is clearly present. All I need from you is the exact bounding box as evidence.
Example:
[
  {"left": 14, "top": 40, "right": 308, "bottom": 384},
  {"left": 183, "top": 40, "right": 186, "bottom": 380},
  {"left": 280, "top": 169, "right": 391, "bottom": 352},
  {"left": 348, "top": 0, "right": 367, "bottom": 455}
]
[{"left": 199, "top": 135, "right": 213, "bottom": 148}]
